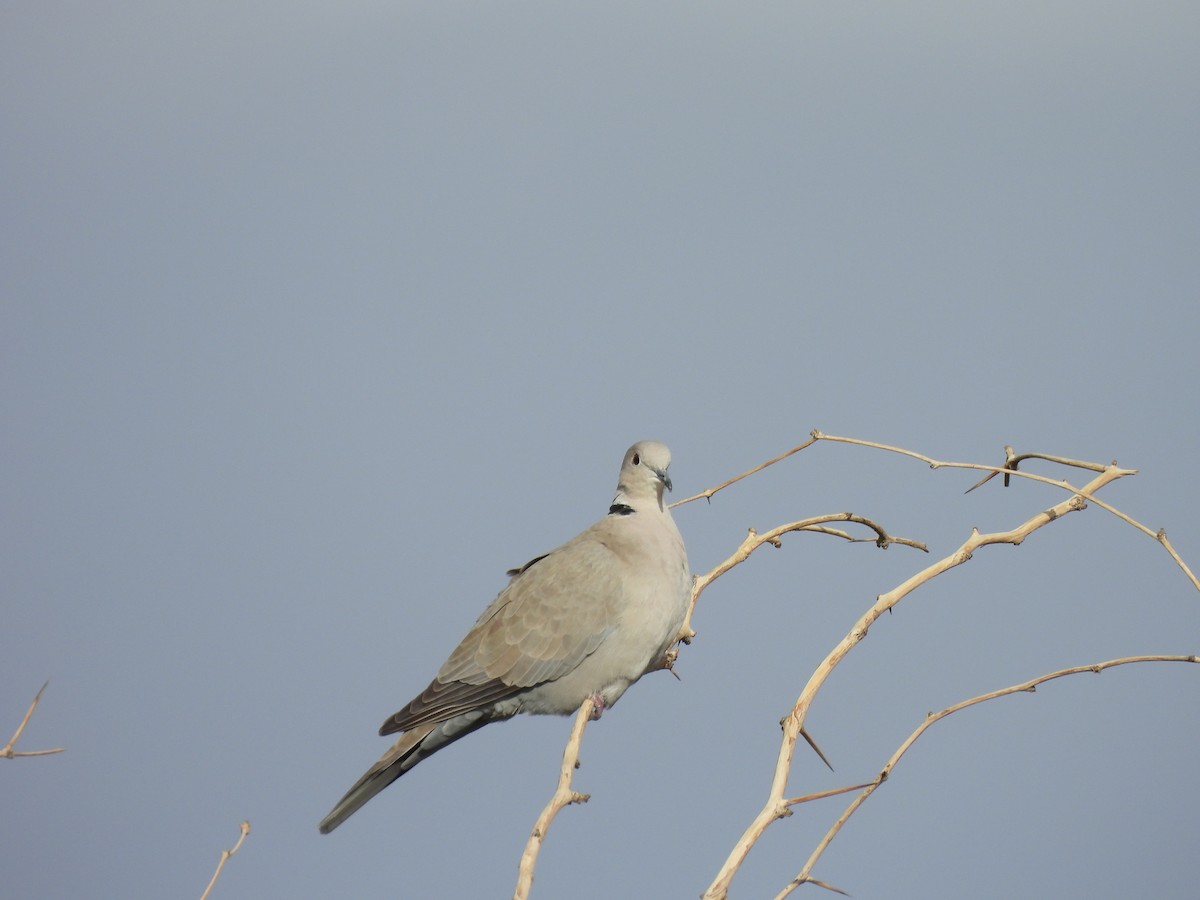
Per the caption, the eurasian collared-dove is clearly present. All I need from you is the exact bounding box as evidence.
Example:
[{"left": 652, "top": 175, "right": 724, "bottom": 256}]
[{"left": 319, "top": 440, "right": 691, "bottom": 834}]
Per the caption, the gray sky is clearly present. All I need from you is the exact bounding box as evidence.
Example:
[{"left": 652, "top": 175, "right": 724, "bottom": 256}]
[{"left": 4, "top": 3, "right": 1198, "bottom": 898}]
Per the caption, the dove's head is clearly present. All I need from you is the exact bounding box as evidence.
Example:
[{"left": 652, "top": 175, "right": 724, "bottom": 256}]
[{"left": 616, "top": 441, "right": 674, "bottom": 503}]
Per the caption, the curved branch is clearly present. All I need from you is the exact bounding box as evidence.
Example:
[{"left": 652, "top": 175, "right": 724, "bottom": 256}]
[
  {"left": 776, "top": 655, "right": 1199, "bottom": 898},
  {"left": 964, "top": 444, "right": 1109, "bottom": 492},
  {"left": 812, "top": 431, "right": 1198, "bottom": 591},
  {"left": 700, "top": 463, "right": 1132, "bottom": 900},
  {"left": 677, "top": 513, "right": 925, "bottom": 644}
]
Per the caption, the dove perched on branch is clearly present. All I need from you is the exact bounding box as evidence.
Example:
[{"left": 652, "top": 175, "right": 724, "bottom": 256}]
[{"left": 320, "top": 441, "right": 691, "bottom": 834}]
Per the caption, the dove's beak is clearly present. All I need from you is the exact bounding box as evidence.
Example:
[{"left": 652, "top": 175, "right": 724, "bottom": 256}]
[{"left": 657, "top": 469, "right": 673, "bottom": 492}]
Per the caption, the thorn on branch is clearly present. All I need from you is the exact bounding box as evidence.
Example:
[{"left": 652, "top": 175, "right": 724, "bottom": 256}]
[
  {"left": 801, "top": 727, "right": 836, "bottom": 772},
  {"left": 808, "top": 876, "right": 852, "bottom": 896},
  {"left": 965, "top": 470, "right": 999, "bottom": 493}
]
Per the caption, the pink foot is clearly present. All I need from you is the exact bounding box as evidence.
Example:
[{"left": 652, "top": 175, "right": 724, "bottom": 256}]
[{"left": 588, "top": 694, "right": 606, "bottom": 720}]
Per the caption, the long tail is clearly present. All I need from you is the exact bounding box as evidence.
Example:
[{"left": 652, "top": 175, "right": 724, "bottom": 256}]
[{"left": 319, "top": 712, "right": 489, "bottom": 833}]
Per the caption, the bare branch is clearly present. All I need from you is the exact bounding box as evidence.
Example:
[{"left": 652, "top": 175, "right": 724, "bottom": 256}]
[
  {"left": 781, "top": 656, "right": 1199, "bottom": 896},
  {"left": 812, "top": 431, "right": 1198, "bottom": 591},
  {"left": 676, "top": 513, "right": 925, "bottom": 645},
  {"left": 198, "top": 820, "right": 250, "bottom": 900},
  {"left": 1157, "top": 529, "right": 1200, "bottom": 591},
  {"left": 520, "top": 434, "right": 1197, "bottom": 897},
  {"left": 2, "top": 681, "right": 64, "bottom": 759},
  {"left": 964, "top": 445, "right": 1111, "bottom": 492},
  {"left": 701, "top": 463, "right": 1132, "bottom": 900},
  {"left": 671, "top": 437, "right": 818, "bottom": 508},
  {"left": 513, "top": 698, "right": 596, "bottom": 900},
  {"left": 782, "top": 781, "right": 876, "bottom": 809}
]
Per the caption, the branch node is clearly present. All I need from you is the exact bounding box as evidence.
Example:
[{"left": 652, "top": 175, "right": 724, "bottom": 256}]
[
  {"left": 198, "top": 820, "right": 250, "bottom": 900},
  {"left": 3, "top": 680, "right": 64, "bottom": 760}
]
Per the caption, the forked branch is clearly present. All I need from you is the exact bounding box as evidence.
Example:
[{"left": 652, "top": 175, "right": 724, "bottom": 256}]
[
  {"left": 701, "top": 460, "right": 1136, "bottom": 899},
  {"left": 519, "top": 434, "right": 1196, "bottom": 899},
  {"left": 813, "top": 431, "right": 1198, "bottom": 590},
  {"left": 2, "top": 681, "right": 64, "bottom": 759},
  {"left": 776, "top": 655, "right": 1199, "bottom": 898},
  {"left": 678, "top": 513, "right": 926, "bottom": 644}
]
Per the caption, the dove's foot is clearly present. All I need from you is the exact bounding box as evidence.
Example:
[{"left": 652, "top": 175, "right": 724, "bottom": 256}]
[{"left": 588, "top": 694, "right": 606, "bottom": 720}]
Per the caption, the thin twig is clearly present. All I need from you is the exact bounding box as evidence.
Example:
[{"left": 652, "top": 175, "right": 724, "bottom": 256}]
[
  {"left": 198, "top": 820, "right": 250, "bottom": 900},
  {"left": 671, "top": 438, "right": 817, "bottom": 507},
  {"left": 782, "top": 781, "right": 876, "bottom": 808},
  {"left": 776, "top": 655, "right": 1199, "bottom": 898},
  {"left": 2, "top": 681, "right": 64, "bottom": 759},
  {"left": 964, "top": 445, "right": 1111, "bottom": 492},
  {"left": 677, "top": 513, "right": 925, "bottom": 644},
  {"left": 513, "top": 698, "right": 596, "bottom": 900}
]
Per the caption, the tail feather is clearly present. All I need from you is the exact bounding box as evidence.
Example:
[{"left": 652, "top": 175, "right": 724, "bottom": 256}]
[{"left": 319, "top": 712, "right": 489, "bottom": 833}]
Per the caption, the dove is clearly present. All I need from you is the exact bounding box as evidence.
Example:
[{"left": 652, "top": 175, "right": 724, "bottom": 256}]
[{"left": 319, "top": 440, "right": 691, "bottom": 834}]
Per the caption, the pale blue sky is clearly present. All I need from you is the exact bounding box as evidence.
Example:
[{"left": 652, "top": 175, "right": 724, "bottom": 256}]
[{"left": 4, "top": 3, "right": 1198, "bottom": 898}]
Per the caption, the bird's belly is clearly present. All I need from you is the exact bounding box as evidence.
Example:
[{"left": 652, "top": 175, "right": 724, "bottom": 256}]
[{"left": 514, "top": 589, "right": 688, "bottom": 716}]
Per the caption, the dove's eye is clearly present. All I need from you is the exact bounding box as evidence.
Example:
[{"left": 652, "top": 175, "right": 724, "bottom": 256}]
[{"left": 632, "top": 453, "right": 641, "bottom": 466}]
